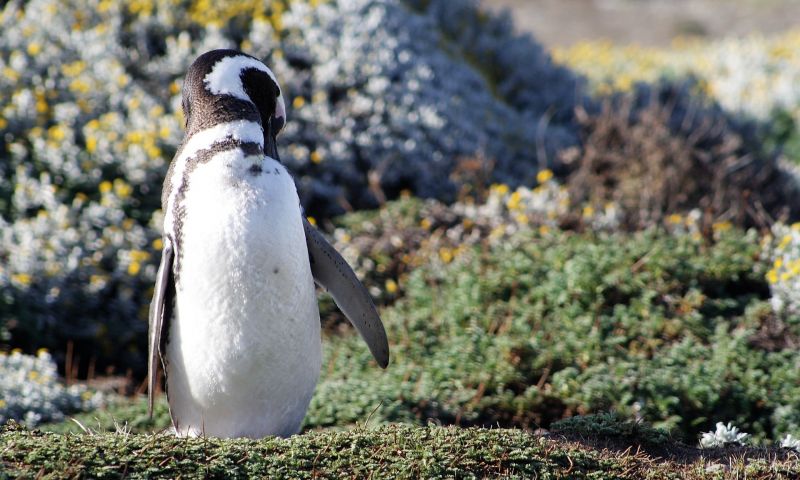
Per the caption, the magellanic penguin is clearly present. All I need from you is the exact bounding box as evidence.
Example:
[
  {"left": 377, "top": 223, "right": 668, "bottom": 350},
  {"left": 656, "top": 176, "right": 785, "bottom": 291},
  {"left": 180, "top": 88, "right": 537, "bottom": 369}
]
[{"left": 148, "top": 49, "right": 389, "bottom": 439}]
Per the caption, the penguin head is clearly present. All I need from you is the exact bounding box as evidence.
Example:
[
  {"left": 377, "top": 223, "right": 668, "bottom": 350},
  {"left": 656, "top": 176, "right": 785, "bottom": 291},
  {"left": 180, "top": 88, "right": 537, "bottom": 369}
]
[{"left": 181, "top": 49, "right": 286, "bottom": 160}]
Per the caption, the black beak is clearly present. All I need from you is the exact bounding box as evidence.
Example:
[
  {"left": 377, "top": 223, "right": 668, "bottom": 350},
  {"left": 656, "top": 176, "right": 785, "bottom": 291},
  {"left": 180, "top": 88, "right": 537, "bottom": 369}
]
[{"left": 265, "top": 117, "right": 280, "bottom": 162}]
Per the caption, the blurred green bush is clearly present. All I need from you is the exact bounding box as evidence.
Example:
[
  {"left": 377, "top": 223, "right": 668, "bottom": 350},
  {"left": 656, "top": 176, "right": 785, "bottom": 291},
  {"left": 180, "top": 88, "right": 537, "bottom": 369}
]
[{"left": 310, "top": 206, "right": 800, "bottom": 443}]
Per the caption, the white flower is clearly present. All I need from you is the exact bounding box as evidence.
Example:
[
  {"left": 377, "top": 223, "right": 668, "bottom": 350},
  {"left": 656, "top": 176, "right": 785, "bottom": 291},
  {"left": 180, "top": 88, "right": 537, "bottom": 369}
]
[
  {"left": 781, "top": 433, "right": 800, "bottom": 452},
  {"left": 0, "top": 351, "right": 103, "bottom": 427},
  {"left": 699, "top": 422, "right": 750, "bottom": 448}
]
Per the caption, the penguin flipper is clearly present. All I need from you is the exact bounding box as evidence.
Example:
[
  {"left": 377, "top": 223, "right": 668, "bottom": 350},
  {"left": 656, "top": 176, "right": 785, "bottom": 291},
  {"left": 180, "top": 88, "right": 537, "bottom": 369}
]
[
  {"left": 148, "top": 238, "right": 175, "bottom": 417},
  {"left": 303, "top": 218, "right": 389, "bottom": 368}
]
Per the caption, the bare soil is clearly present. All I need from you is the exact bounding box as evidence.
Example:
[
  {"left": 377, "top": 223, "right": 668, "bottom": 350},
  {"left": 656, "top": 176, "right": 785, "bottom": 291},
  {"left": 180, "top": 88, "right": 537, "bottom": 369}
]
[{"left": 481, "top": 0, "right": 800, "bottom": 47}]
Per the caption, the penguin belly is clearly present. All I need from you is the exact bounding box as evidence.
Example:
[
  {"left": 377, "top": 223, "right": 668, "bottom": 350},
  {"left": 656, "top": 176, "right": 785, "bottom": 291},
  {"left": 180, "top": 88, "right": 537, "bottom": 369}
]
[{"left": 166, "top": 153, "right": 321, "bottom": 438}]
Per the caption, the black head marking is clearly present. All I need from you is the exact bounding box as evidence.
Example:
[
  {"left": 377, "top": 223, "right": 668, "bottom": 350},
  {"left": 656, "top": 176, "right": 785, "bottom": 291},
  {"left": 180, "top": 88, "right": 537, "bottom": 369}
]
[
  {"left": 180, "top": 49, "right": 286, "bottom": 143},
  {"left": 241, "top": 68, "right": 284, "bottom": 137}
]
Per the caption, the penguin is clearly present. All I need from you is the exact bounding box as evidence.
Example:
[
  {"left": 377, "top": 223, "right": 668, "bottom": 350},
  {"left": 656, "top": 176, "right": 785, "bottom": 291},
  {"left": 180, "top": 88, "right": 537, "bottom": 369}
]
[{"left": 148, "top": 49, "right": 389, "bottom": 439}]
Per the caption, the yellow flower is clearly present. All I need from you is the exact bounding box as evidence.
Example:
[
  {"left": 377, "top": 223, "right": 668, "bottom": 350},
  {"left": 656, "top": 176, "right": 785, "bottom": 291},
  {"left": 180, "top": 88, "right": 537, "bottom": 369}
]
[
  {"left": 130, "top": 249, "right": 150, "bottom": 262},
  {"left": 489, "top": 225, "right": 505, "bottom": 239},
  {"left": 86, "top": 136, "right": 97, "bottom": 153},
  {"left": 48, "top": 125, "right": 66, "bottom": 141},
  {"left": 774, "top": 258, "right": 784, "bottom": 269},
  {"left": 36, "top": 97, "right": 48, "bottom": 114},
  {"left": 420, "top": 218, "right": 432, "bottom": 230},
  {"left": 506, "top": 191, "right": 523, "bottom": 211},
  {"left": 293, "top": 96, "right": 306, "bottom": 109},
  {"left": 99, "top": 181, "right": 112, "bottom": 194},
  {"left": 539, "top": 225, "right": 551, "bottom": 235},
  {"left": 515, "top": 213, "right": 529, "bottom": 225},
  {"left": 11, "top": 273, "right": 32, "bottom": 286},
  {"left": 128, "top": 261, "right": 141, "bottom": 276},
  {"left": 712, "top": 221, "right": 732, "bottom": 233},
  {"left": 149, "top": 105, "right": 164, "bottom": 117},
  {"left": 0, "top": 118, "right": 7, "bottom": 129},
  {"left": 114, "top": 179, "right": 132, "bottom": 198},
  {"left": 145, "top": 143, "right": 162, "bottom": 159},
  {"left": 36, "top": 348, "right": 48, "bottom": 356},
  {"left": 98, "top": 0, "right": 114, "bottom": 13},
  {"left": 492, "top": 184, "right": 509, "bottom": 196},
  {"left": 28, "top": 371, "right": 39, "bottom": 380},
  {"left": 666, "top": 214, "right": 683, "bottom": 225},
  {"left": 385, "top": 279, "right": 398, "bottom": 294},
  {"left": 0, "top": 399, "right": 6, "bottom": 408},
  {"left": 61, "top": 61, "right": 86, "bottom": 77},
  {"left": 27, "top": 42, "right": 41, "bottom": 56},
  {"left": 69, "top": 79, "right": 91, "bottom": 94},
  {"left": 2, "top": 67, "right": 19, "bottom": 82},
  {"left": 766, "top": 269, "right": 779, "bottom": 284},
  {"left": 310, "top": 151, "right": 323, "bottom": 164},
  {"left": 778, "top": 234, "right": 793, "bottom": 250},
  {"left": 582, "top": 205, "right": 595, "bottom": 218},
  {"left": 126, "top": 131, "right": 144, "bottom": 144},
  {"left": 439, "top": 247, "right": 454, "bottom": 264},
  {"left": 536, "top": 169, "right": 554, "bottom": 184},
  {"left": 307, "top": 216, "right": 316, "bottom": 226}
]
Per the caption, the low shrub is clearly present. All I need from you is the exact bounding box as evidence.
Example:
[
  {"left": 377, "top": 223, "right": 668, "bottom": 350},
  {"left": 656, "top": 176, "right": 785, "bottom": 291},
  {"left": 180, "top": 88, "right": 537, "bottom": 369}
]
[
  {"left": 564, "top": 81, "right": 800, "bottom": 230},
  {"left": 309, "top": 222, "right": 800, "bottom": 443},
  {"left": 554, "top": 30, "right": 800, "bottom": 167},
  {"left": 0, "top": 350, "right": 102, "bottom": 427}
]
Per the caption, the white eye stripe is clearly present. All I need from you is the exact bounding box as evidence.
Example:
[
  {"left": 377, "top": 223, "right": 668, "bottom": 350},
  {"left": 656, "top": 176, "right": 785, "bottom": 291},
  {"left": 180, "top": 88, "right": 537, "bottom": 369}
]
[{"left": 204, "top": 55, "right": 284, "bottom": 120}]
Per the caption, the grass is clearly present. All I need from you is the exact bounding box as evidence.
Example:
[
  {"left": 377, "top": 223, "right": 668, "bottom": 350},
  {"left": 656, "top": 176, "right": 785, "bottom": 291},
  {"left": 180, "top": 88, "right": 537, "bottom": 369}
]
[{"left": 4, "top": 419, "right": 799, "bottom": 479}]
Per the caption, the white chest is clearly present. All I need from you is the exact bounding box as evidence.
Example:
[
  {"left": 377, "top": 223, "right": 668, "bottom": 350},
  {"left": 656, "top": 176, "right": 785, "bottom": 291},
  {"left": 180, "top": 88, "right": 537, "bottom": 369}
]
[{"left": 165, "top": 151, "right": 321, "bottom": 438}]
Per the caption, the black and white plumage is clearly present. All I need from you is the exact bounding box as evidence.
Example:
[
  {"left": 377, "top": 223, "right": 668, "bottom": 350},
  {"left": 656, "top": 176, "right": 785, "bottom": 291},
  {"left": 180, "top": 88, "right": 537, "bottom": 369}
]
[{"left": 148, "top": 49, "right": 389, "bottom": 439}]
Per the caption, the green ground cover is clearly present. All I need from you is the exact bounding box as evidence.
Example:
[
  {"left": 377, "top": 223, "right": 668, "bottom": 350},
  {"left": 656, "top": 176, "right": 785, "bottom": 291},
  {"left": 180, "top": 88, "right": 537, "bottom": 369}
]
[{"left": 5, "top": 419, "right": 799, "bottom": 479}]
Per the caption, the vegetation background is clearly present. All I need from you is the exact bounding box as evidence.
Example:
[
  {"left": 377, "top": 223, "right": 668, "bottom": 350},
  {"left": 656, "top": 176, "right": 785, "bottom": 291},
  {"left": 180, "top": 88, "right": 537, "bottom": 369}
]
[{"left": 2, "top": 0, "right": 800, "bottom": 477}]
